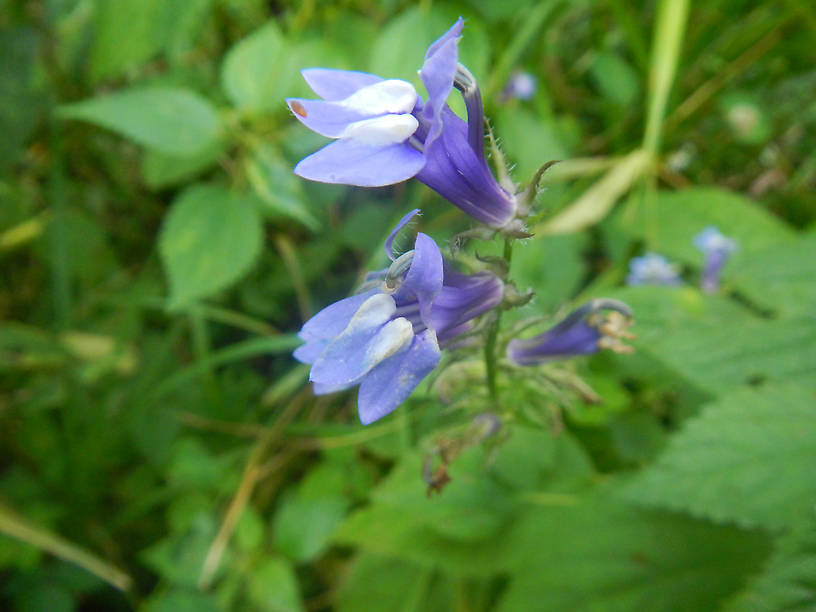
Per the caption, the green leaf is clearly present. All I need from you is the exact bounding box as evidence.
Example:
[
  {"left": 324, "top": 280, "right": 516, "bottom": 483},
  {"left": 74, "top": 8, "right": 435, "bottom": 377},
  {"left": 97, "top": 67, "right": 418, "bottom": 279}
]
[
  {"left": 58, "top": 88, "right": 221, "bottom": 155},
  {"left": 590, "top": 52, "right": 641, "bottom": 107},
  {"left": 271, "top": 462, "right": 351, "bottom": 565},
  {"left": 498, "top": 497, "right": 770, "bottom": 612},
  {"left": 339, "top": 554, "right": 451, "bottom": 612},
  {"left": 729, "top": 233, "right": 816, "bottom": 317},
  {"left": 142, "top": 143, "right": 224, "bottom": 190},
  {"left": 244, "top": 144, "right": 320, "bottom": 230},
  {"left": 221, "top": 22, "right": 294, "bottom": 112},
  {"left": 606, "top": 287, "right": 816, "bottom": 393},
  {"left": 726, "top": 523, "right": 816, "bottom": 612},
  {"left": 335, "top": 428, "right": 595, "bottom": 575},
  {"left": 89, "top": 0, "right": 163, "bottom": 81},
  {"left": 509, "top": 233, "right": 586, "bottom": 313},
  {"left": 143, "top": 589, "right": 221, "bottom": 612},
  {"left": 246, "top": 557, "right": 304, "bottom": 612},
  {"left": 334, "top": 504, "right": 512, "bottom": 577},
  {"left": 614, "top": 187, "right": 795, "bottom": 263},
  {"left": 621, "top": 384, "right": 816, "bottom": 531},
  {"left": 158, "top": 184, "right": 263, "bottom": 309}
]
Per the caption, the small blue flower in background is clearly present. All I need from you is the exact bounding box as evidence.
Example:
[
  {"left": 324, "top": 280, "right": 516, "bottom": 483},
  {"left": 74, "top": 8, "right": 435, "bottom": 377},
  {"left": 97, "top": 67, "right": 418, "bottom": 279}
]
[
  {"left": 693, "top": 226, "right": 737, "bottom": 293},
  {"left": 294, "top": 210, "right": 503, "bottom": 424},
  {"left": 507, "top": 299, "right": 633, "bottom": 366},
  {"left": 626, "top": 253, "right": 682, "bottom": 286},
  {"left": 501, "top": 71, "right": 537, "bottom": 101},
  {"left": 286, "top": 18, "right": 519, "bottom": 230}
]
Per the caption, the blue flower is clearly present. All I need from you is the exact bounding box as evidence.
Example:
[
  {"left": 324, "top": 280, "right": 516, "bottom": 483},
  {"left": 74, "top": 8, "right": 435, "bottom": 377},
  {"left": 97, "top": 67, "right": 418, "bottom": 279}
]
[
  {"left": 501, "top": 71, "right": 537, "bottom": 101},
  {"left": 294, "top": 210, "right": 504, "bottom": 424},
  {"left": 626, "top": 253, "right": 682, "bottom": 286},
  {"left": 693, "top": 226, "right": 737, "bottom": 293},
  {"left": 286, "top": 18, "right": 519, "bottom": 229},
  {"left": 507, "top": 299, "right": 633, "bottom": 366}
]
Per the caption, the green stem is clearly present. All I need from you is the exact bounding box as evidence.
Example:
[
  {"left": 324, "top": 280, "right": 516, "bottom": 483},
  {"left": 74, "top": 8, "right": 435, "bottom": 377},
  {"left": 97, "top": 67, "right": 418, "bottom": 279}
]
[
  {"left": 188, "top": 305, "right": 220, "bottom": 406},
  {"left": 642, "top": 0, "right": 690, "bottom": 157},
  {"left": 48, "top": 122, "right": 70, "bottom": 330},
  {"left": 484, "top": 239, "right": 513, "bottom": 406}
]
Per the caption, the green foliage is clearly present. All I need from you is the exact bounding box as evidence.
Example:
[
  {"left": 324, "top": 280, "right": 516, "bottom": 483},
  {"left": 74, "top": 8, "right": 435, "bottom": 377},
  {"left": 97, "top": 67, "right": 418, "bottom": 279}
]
[
  {"left": 221, "top": 22, "right": 294, "bottom": 113},
  {"left": 498, "top": 497, "right": 770, "bottom": 612},
  {"left": 58, "top": 88, "right": 222, "bottom": 155},
  {"left": 622, "top": 384, "right": 816, "bottom": 531},
  {"left": 2, "top": 1, "right": 815, "bottom": 610},
  {"left": 158, "top": 184, "right": 263, "bottom": 309}
]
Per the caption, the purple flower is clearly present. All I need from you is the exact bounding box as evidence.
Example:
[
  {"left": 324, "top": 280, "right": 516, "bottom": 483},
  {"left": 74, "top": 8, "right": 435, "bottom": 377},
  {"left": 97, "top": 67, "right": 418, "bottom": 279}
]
[
  {"left": 693, "top": 226, "right": 737, "bottom": 293},
  {"left": 507, "top": 299, "right": 633, "bottom": 366},
  {"left": 626, "top": 253, "right": 682, "bottom": 286},
  {"left": 294, "top": 210, "right": 503, "bottom": 424},
  {"left": 286, "top": 18, "right": 519, "bottom": 229}
]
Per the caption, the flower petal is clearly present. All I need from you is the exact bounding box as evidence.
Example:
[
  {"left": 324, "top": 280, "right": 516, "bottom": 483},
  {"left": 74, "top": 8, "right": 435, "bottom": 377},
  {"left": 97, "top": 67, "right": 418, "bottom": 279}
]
[
  {"left": 294, "top": 139, "right": 425, "bottom": 187},
  {"left": 286, "top": 98, "right": 371, "bottom": 138},
  {"left": 419, "top": 19, "right": 463, "bottom": 147},
  {"left": 299, "top": 289, "right": 378, "bottom": 342},
  {"left": 293, "top": 339, "right": 328, "bottom": 364},
  {"left": 393, "top": 232, "right": 443, "bottom": 326},
  {"left": 429, "top": 271, "right": 503, "bottom": 336},
  {"left": 309, "top": 293, "right": 398, "bottom": 387},
  {"left": 385, "top": 209, "right": 421, "bottom": 261},
  {"left": 357, "top": 330, "right": 441, "bottom": 425},
  {"left": 301, "top": 68, "right": 382, "bottom": 101}
]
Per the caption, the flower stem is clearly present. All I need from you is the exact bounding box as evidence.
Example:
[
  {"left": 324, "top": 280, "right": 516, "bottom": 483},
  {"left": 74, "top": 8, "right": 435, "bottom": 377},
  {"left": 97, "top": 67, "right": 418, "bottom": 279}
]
[{"left": 484, "top": 238, "right": 514, "bottom": 406}]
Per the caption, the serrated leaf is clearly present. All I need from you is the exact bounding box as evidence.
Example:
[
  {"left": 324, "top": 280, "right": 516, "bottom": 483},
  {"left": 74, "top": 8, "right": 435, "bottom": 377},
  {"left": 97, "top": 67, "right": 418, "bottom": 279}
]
[
  {"left": 726, "top": 523, "right": 816, "bottom": 612},
  {"left": 58, "top": 88, "right": 221, "bottom": 155},
  {"left": 498, "top": 496, "right": 770, "bottom": 612},
  {"left": 221, "top": 22, "right": 294, "bottom": 112},
  {"left": 607, "top": 287, "right": 816, "bottom": 393},
  {"left": 159, "top": 184, "right": 263, "bottom": 309},
  {"left": 621, "top": 384, "right": 816, "bottom": 531}
]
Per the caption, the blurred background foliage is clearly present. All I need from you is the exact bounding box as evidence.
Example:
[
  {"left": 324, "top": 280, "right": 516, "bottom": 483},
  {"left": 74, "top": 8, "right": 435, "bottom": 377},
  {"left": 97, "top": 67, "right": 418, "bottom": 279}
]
[{"left": 1, "top": 0, "right": 815, "bottom": 610}]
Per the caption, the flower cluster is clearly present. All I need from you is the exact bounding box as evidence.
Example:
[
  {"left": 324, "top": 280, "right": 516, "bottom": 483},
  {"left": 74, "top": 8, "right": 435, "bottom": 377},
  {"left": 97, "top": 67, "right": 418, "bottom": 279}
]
[
  {"left": 288, "top": 19, "right": 634, "bottom": 424},
  {"left": 294, "top": 211, "right": 502, "bottom": 424}
]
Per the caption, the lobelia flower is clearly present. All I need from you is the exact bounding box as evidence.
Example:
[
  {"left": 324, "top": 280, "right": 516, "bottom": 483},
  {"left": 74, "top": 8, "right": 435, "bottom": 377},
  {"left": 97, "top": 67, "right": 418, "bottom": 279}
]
[
  {"left": 293, "top": 210, "right": 504, "bottom": 424},
  {"left": 500, "top": 71, "right": 537, "bottom": 102},
  {"left": 285, "top": 18, "right": 520, "bottom": 230},
  {"left": 626, "top": 253, "right": 682, "bottom": 286},
  {"left": 693, "top": 226, "right": 737, "bottom": 293},
  {"left": 507, "top": 299, "right": 634, "bottom": 366}
]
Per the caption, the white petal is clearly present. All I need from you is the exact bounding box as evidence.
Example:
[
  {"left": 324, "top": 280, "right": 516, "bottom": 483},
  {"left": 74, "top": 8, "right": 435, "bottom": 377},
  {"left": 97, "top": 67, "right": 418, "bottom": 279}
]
[
  {"left": 340, "top": 114, "right": 419, "bottom": 146},
  {"left": 340, "top": 79, "right": 417, "bottom": 115},
  {"left": 363, "top": 317, "right": 414, "bottom": 370},
  {"left": 342, "top": 293, "right": 396, "bottom": 336}
]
